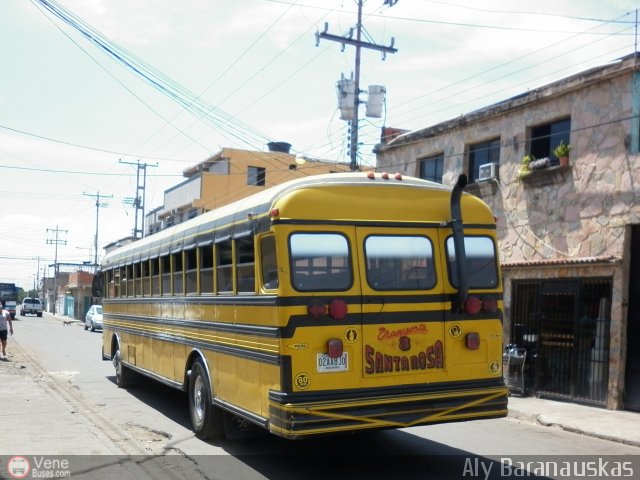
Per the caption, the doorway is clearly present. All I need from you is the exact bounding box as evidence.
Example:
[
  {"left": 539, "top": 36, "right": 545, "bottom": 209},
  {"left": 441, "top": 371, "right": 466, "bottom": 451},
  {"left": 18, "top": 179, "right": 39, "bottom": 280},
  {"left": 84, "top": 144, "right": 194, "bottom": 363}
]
[
  {"left": 511, "top": 278, "right": 611, "bottom": 405},
  {"left": 625, "top": 226, "right": 640, "bottom": 411}
]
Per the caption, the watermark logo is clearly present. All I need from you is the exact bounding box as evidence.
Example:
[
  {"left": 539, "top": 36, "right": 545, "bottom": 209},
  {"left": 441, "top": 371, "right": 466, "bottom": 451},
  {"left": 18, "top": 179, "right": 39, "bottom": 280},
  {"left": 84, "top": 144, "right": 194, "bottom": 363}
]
[
  {"left": 7, "top": 456, "right": 30, "bottom": 479},
  {"left": 5, "top": 456, "right": 72, "bottom": 479}
]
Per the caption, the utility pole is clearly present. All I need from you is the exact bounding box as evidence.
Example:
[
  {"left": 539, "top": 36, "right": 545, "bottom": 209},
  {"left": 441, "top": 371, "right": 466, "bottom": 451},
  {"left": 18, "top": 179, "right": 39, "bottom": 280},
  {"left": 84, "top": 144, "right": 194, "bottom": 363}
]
[
  {"left": 46, "top": 226, "right": 67, "bottom": 315},
  {"left": 316, "top": 0, "right": 398, "bottom": 171},
  {"left": 83, "top": 191, "right": 113, "bottom": 268},
  {"left": 120, "top": 159, "right": 157, "bottom": 239}
]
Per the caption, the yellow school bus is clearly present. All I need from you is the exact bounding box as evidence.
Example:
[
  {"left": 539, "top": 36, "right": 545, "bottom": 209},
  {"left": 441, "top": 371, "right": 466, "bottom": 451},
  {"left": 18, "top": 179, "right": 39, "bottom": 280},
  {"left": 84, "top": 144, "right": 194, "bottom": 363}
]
[{"left": 96, "top": 172, "right": 507, "bottom": 440}]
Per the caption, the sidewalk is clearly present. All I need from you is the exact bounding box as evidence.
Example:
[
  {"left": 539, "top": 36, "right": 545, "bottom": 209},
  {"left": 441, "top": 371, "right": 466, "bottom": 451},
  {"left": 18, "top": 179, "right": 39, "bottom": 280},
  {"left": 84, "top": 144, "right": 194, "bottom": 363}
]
[{"left": 507, "top": 394, "right": 640, "bottom": 447}]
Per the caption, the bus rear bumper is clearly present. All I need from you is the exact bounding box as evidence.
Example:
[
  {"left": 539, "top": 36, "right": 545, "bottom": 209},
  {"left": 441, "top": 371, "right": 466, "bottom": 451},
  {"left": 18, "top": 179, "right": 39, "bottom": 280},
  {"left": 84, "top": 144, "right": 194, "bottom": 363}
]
[{"left": 268, "top": 380, "right": 508, "bottom": 440}]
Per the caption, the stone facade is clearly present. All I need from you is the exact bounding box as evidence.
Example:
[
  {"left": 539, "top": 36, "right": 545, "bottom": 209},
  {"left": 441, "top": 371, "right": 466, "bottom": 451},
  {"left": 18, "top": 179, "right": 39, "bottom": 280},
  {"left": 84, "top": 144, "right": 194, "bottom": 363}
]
[{"left": 376, "top": 53, "right": 640, "bottom": 409}]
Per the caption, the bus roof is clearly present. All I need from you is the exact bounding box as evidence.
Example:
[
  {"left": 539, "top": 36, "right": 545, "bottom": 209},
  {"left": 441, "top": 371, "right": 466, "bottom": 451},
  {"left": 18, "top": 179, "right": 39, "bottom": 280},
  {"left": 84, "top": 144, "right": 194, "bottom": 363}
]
[{"left": 101, "top": 172, "right": 492, "bottom": 269}]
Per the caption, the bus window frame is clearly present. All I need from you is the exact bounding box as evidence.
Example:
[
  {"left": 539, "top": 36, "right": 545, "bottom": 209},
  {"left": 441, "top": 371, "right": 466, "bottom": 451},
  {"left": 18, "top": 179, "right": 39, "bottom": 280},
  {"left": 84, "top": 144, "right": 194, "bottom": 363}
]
[
  {"left": 200, "top": 244, "right": 214, "bottom": 294},
  {"left": 236, "top": 235, "right": 256, "bottom": 294},
  {"left": 185, "top": 246, "right": 199, "bottom": 295},
  {"left": 259, "top": 234, "right": 278, "bottom": 291},
  {"left": 161, "top": 255, "right": 171, "bottom": 296},
  {"left": 216, "top": 239, "right": 234, "bottom": 294},
  {"left": 172, "top": 251, "right": 184, "bottom": 296}
]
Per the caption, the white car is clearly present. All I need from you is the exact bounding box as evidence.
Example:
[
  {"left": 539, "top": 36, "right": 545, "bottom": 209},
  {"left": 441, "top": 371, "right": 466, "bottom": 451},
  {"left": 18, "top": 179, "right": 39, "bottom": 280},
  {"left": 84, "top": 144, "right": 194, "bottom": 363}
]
[
  {"left": 20, "top": 297, "right": 43, "bottom": 317},
  {"left": 84, "top": 305, "right": 103, "bottom": 331}
]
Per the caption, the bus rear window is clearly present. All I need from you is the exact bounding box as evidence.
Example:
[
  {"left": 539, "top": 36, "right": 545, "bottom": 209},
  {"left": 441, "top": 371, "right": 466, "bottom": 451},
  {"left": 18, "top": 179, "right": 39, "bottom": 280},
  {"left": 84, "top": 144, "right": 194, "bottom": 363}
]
[
  {"left": 289, "top": 233, "right": 352, "bottom": 291},
  {"left": 365, "top": 235, "right": 436, "bottom": 290},
  {"left": 446, "top": 236, "right": 498, "bottom": 289}
]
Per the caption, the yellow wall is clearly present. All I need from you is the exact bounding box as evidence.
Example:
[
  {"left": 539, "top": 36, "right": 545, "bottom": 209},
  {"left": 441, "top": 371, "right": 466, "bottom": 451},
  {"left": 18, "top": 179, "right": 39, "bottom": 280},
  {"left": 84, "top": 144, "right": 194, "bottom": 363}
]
[{"left": 197, "top": 148, "right": 351, "bottom": 211}]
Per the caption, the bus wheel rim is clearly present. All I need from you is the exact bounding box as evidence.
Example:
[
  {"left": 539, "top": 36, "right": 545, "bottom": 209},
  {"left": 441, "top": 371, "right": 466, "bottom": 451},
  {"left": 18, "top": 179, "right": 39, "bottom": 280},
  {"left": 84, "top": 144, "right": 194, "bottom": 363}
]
[{"left": 193, "top": 376, "right": 205, "bottom": 422}]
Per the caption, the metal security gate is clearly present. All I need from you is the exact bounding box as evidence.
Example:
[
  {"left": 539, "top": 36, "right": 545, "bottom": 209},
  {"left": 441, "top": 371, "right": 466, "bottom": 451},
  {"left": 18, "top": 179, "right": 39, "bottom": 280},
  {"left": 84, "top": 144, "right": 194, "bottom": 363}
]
[{"left": 511, "top": 278, "right": 611, "bottom": 405}]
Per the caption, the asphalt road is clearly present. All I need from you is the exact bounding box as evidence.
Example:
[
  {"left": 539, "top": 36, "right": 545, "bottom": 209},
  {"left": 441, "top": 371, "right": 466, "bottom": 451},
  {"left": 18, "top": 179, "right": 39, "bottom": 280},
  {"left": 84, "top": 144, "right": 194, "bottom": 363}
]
[{"left": 3, "top": 312, "right": 639, "bottom": 479}]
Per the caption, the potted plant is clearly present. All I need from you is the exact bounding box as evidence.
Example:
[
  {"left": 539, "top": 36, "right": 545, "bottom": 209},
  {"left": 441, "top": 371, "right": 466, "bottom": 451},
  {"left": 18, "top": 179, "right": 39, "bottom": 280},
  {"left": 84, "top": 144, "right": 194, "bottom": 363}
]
[
  {"left": 553, "top": 141, "right": 571, "bottom": 166},
  {"left": 517, "top": 154, "right": 534, "bottom": 181}
]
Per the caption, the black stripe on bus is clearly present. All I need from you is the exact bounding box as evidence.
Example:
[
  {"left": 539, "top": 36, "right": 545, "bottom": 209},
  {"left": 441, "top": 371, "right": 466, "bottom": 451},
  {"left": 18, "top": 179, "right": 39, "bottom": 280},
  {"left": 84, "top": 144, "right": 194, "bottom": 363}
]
[
  {"left": 106, "top": 313, "right": 281, "bottom": 338},
  {"left": 104, "top": 291, "right": 502, "bottom": 309},
  {"left": 105, "top": 302, "right": 502, "bottom": 339},
  {"left": 103, "top": 294, "right": 503, "bottom": 340},
  {"left": 106, "top": 321, "right": 281, "bottom": 366}
]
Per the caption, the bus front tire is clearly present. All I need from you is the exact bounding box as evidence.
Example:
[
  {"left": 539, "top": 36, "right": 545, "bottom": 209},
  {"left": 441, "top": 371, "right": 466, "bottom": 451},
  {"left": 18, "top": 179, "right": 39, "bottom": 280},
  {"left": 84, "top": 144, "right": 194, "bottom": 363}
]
[
  {"left": 189, "top": 360, "right": 224, "bottom": 440},
  {"left": 113, "top": 348, "right": 132, "bottom": 388}
]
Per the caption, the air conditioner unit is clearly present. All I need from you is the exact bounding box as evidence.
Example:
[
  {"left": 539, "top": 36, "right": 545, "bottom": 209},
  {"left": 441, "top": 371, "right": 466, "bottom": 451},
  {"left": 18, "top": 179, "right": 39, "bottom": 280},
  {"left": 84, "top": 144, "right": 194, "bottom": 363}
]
[{"left": 477, "top": 162, "right": 498, "bottom": 181}]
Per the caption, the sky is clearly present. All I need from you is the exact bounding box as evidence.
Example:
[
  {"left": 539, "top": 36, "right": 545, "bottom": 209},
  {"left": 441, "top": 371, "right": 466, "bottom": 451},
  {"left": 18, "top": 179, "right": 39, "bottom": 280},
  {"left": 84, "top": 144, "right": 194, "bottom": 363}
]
[{"left": 0, "top": 0, "right": 637, "bottom": 291}]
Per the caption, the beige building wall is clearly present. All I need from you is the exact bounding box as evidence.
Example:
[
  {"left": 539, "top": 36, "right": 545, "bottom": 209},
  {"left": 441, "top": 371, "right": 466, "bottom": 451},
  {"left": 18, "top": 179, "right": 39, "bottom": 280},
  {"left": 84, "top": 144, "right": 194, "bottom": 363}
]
[{"left": 376, "top": 53, "right": 640, "bottom": 409}]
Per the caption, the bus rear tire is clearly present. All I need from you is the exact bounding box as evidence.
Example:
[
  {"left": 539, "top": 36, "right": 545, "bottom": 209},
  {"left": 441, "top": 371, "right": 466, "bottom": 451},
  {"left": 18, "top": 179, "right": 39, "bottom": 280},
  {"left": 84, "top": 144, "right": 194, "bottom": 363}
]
[
  {"left": 113, "top": 348, "right": 132, "bottom": 388},
  {"left": 189, "top": 360, "right": 224, "bottom": 440}
]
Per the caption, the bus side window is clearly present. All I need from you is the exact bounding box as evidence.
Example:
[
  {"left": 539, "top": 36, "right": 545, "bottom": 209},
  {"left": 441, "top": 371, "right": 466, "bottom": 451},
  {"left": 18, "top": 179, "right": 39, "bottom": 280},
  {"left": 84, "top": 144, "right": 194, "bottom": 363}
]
[
  {"left": 185, "top": 248, "right": 198, "bottom": 294},
  {"left": 200, "top": 245, "right": 214, "bottom": 294},
  {"left": 236, "top": 236, "right": 255, "bottom": 294},
  {"left": 161, "top": 255, "right": 171, "bottom": 295},
  {"left": 216, "top": 240, "right": 233, "bottom": 293},
  {"left": 260, "top": 236, "right": 278, "bottom": 290}
]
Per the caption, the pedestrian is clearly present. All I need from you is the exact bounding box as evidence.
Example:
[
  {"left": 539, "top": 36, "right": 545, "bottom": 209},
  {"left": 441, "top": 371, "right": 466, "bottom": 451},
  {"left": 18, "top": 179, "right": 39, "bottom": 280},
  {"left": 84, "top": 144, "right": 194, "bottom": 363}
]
[{"left": 0, "top": 300, "right": 14, "bottom": 360}]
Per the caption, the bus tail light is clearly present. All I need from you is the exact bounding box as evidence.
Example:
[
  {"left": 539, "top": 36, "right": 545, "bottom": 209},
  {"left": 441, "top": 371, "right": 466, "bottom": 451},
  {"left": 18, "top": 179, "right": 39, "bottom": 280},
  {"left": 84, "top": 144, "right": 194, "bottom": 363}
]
[
  {"left": 307, "top": 299, "right": 348, "bottom": 319},
  {"left": 482, "top": 296, "right": 498, "bottom": 313},
  {"left": 466, "top": 332, "right": 480, "bottom": 350},
  {"left": 328, "top": 299, "right": 348, "bottom": 319},
  {"left": 307, "top": 299, "right": 326, "bottom": 318},
  {"left": 463, "top": 296, "right": 482, "bottom": 315},
  {"left": 327, "top": 338, "right": 343, "bottom": 358}
]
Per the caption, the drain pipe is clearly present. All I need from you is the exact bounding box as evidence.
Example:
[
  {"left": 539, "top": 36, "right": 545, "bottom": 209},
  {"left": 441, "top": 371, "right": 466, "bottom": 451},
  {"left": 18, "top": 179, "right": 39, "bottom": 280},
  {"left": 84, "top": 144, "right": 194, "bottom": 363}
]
[{"left": 450, "top": 174, "right": 468, "bottom": 312}]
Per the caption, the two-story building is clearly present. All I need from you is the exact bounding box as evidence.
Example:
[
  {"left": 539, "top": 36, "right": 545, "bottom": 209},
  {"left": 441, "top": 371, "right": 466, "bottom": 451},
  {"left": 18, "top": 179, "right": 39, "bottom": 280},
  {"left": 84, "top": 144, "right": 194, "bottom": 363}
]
[
  {"left": 376, "top": 53, "right": 640, "bottom": 411},
  {"left": 146, "top": 142, "right": 351, "bottom": 233}
]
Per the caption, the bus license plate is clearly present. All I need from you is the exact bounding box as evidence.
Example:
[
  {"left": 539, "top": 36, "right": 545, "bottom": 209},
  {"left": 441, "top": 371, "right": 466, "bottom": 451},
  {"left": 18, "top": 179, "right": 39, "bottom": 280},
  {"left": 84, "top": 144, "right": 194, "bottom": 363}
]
[{"left": 317, "top": 352, "right": 348, "bottom": 373}]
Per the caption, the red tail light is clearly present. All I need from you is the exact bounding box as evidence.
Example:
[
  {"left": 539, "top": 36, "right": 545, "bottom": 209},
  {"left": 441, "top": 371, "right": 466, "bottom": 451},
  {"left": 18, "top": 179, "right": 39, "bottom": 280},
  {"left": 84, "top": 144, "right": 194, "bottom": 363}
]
[
  {"left": 327, "top": 338, "right": 343, "bottom": 358},
  {"left": 482, "top": 296, "right": 498, "bottom": 312},
  {"left": 328, "top": 299, "right": 348, "bottom": 320},
  {"left": 307, "top": 299, "right": 326, "bottom": 318},
  {"left": 464, "top": 296, "right": 482, "bottom": 315},
  {"left": 466, "top": 332, "right": 480, "bottom": 350}
]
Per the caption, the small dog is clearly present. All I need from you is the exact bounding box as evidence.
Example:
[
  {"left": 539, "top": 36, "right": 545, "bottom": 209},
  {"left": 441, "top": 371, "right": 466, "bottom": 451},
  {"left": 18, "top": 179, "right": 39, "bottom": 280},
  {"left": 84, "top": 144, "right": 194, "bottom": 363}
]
[{"left": 62, "top": 319, "right": 72, "bottom": 326}]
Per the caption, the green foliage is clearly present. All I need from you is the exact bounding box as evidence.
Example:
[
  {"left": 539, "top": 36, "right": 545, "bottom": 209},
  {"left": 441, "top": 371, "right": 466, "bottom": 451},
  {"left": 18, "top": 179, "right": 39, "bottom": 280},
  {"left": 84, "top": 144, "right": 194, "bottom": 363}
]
[
  {"left": 517, "top": 154, "right": 534, "bottom": 181},
  {"left": 553, "top": 141, "right": 571, "bottom": 158},
  {"left": 517, "top": 155, "right": 534, "bottom": 181}
]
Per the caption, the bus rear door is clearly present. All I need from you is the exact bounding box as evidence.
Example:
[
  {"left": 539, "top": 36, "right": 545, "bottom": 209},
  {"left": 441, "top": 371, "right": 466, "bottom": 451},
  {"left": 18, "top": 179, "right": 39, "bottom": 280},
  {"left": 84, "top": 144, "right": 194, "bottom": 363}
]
[{"left": 356, "top": 227, "right": 447, "bottom": 387}]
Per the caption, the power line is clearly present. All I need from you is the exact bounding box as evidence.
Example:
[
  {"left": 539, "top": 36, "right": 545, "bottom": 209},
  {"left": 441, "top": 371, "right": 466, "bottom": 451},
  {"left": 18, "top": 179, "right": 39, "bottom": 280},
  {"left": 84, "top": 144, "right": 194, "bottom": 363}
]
[
  {"left": 31, "top": 0, "right": 274, "bottom": 151},
  {"left": 0, "top": 124, "right": 193, "bottom": 163}
]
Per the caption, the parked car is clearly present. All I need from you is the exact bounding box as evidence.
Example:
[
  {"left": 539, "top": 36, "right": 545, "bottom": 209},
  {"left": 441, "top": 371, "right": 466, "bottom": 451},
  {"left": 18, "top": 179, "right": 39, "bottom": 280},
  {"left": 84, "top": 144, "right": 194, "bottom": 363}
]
[
  {"left": 20, "top": 297, "right": 43, "bottom": 317},
  {"left": 84, "top": 305, "right": 103, "bottom": 331}
]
